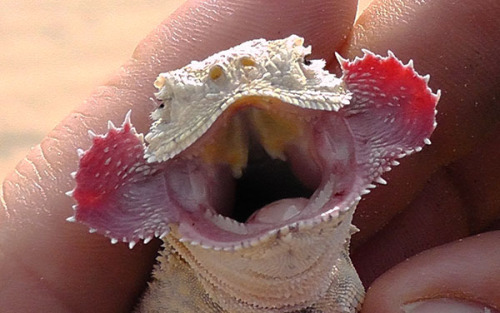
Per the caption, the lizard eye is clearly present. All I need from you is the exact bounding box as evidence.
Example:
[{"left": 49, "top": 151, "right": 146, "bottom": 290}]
[
  {"left": 303, "top": 54, "right": 312, "bottom": 66},
  {"left": 209, "top": 64, "right": 225, "bottom": 81}
]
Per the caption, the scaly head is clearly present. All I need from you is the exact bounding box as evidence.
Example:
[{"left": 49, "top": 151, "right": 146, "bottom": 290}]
[
  {"left": 67, "top": 35, "right": 439, "bottom": 251},
  {"left": 145, "top": 35, "right": 351, "bottom": 163}
]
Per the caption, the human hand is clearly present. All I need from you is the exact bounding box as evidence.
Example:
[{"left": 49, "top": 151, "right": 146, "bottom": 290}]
[
  {"left": 0, "top": 0, "right": 498, "bottom": 312},
  {"left": 345, "top": 1, "right": 500, "bottom": 311}
]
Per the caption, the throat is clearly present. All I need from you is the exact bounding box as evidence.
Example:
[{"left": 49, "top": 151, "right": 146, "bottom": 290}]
[{"left": 231, "top": 145, "right": 314, "bottom": 223}]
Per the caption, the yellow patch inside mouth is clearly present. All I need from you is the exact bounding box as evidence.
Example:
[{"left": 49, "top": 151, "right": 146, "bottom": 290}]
[
  {"left": 199, "top": 97, "right": 308, "bottom": 177},
  {"left": 249, "top": 108, "right": 303, "bottom": 161},
  {"left": 200, "top": 114, "right": 248, "bottom": 177}
]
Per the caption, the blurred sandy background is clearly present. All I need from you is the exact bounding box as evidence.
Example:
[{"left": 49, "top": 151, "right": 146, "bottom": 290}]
[
  {"left": 0, "top": 1, "right": 185, "bottom": 181},
  {"left": 0, "top": 0, "right": 371, "bottom": 182}
]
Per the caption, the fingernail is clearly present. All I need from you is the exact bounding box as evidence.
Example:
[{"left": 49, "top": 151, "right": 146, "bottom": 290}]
[{"left": 402, "top": 298, "right": 499, "bottom": 313}]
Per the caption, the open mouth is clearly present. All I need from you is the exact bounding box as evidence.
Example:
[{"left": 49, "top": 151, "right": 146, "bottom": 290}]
[{"left": 154, "top": 100, "right": 360, "bottom": 248}]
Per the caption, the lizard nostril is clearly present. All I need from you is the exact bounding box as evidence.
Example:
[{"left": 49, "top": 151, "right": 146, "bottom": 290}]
[
  {"left": 239, "top": 56, "right": 257, "bottom": 67},
  {"left": 209, "top": 64, "right": 225, "bottom": 81}
]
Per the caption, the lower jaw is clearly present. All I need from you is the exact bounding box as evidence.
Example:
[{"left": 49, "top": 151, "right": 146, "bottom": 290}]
[{"left": 163, "top": 204, "right": 357, "bottom": 311}]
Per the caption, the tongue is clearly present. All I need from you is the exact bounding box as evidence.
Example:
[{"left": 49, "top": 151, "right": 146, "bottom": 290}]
[{"left": 246, "top": 198, "right": 308, "bottom": 224}]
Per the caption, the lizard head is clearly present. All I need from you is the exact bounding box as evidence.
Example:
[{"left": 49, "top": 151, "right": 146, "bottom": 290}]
[{"left": 67, "top": 35, "right": 439, "bottom": 250}]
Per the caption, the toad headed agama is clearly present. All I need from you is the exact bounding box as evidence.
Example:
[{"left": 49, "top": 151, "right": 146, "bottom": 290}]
[{"left": 67, "top": 35, "right": 439, "bottom": 312}]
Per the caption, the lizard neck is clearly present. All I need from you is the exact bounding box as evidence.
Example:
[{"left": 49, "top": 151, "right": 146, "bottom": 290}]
[{"left": 164, "top": 207, "right": 356, "bottom": 312}]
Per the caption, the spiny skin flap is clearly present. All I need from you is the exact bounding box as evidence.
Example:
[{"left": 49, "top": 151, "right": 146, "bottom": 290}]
[
  {"left": 338, "top": 51, "right": 439, "bottom": 182},
  {"left": 68, "top": 37, "right": 439, "bottom": 248},
  {"left": 71, "top": 122, "right": 173, "bottom": 244}
]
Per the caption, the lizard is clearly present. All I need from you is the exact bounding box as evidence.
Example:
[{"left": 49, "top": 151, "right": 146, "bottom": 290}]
[{"left": 66, "top": 35, "right": 439, "bottom": 312}]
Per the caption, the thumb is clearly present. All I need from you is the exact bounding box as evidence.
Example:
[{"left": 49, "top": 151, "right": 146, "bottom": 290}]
[{"left": 362, "top": 231, "right": 500, "bottom": 313}]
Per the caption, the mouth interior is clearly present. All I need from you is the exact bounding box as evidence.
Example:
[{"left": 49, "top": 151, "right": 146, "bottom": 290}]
[{"left": 232, "top": 142, "right": 314, "bottom": 223}]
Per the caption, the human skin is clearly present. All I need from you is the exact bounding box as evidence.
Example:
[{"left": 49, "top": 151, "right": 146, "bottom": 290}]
[{"left": 0, "top": 0, "right": 499, "bottom": 312}]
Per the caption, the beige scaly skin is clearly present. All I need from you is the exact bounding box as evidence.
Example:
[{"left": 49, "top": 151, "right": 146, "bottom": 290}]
[
  {"left": 68, "top": 35, "right": 438, "bottom": 312},
  {"left": 136, "top": 211, "right": 363, "bottom": 313}
]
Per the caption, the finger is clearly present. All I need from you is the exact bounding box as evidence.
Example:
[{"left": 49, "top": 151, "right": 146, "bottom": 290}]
[
  {"left": 361, "top": 231, "right": 500, "bottom": 313},
  {"left": 0, "top": 0, "right": 359, "bottom": 312},
  {"left": 352, "top": 123, "right": 500, "bottom": 285},
  {"left": 340, "top": 0, "right": 500, "bottom": 245}
]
